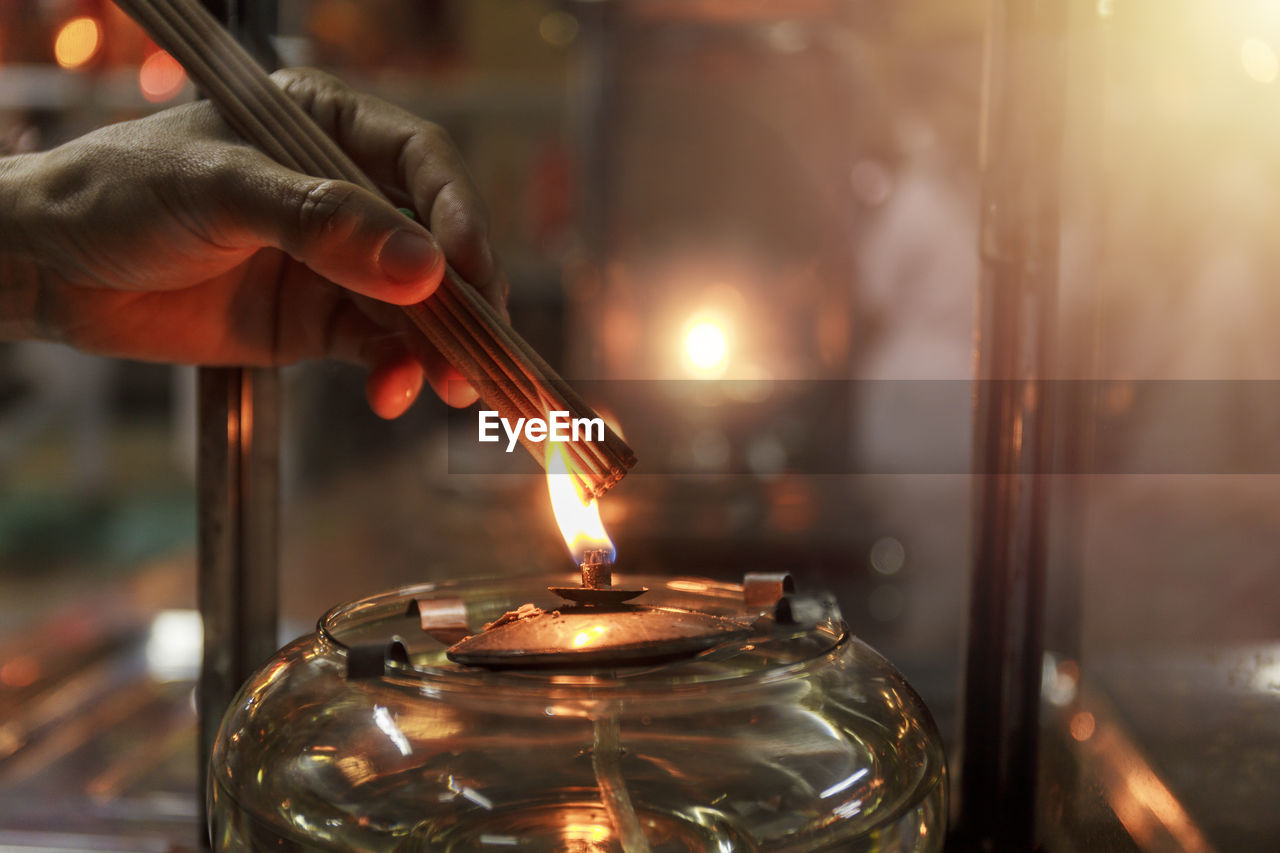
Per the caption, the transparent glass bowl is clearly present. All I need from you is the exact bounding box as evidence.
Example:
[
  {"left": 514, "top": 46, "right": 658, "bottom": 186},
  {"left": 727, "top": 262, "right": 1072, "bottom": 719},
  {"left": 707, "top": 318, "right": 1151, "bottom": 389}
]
[{"left": 208, "top": 574, "right": 947, "bottom": 852}]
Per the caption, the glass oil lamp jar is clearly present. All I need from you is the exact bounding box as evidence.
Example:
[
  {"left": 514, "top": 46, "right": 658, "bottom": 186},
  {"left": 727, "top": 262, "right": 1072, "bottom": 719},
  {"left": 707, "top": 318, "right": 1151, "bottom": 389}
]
[
  {"left": 211, "top": 450, "right": 945, "bottom": 850},
  {"left": 207, "top": 568, "right": 946, "bottom": 852}
]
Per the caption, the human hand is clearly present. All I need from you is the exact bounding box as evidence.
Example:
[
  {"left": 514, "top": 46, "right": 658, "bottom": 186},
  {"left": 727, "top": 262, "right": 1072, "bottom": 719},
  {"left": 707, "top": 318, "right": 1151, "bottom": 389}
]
[{"left": 0, "top": 68, "right": 507, "bottom": 417}]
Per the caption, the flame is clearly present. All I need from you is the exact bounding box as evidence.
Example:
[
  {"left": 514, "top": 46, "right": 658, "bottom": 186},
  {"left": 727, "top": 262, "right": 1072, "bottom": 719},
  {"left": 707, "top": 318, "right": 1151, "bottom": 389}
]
[{"left": 546, "top": 444, "right": 614, "bottom": 563}]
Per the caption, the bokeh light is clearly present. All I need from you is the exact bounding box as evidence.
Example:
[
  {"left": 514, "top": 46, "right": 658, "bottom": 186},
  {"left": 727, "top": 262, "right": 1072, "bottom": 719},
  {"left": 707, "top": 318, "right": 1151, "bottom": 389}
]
[
  {"left": 539, "top": 11, "right": 579, "bottom": 48},
  {"left": 139, "top": 49, "right": 187, "bottom": 102},
  {"left": 1240, "top": 37, "right": 1278, "bottom": 83},
  {"left": 1069, "top": 711, "right": 1097, "bottom": 742},
  {"left": 54, "top": 16, "right": 101, "bottom": 69},
  {"left": 682, "top": 317, "right": 729, "bottom": 376}
]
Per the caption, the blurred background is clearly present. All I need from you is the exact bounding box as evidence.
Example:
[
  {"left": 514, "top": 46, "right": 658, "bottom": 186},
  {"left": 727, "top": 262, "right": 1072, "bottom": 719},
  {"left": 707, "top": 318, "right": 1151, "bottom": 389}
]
[{"left": 1, "top": 0, "right": 1278, "bottom": 850}]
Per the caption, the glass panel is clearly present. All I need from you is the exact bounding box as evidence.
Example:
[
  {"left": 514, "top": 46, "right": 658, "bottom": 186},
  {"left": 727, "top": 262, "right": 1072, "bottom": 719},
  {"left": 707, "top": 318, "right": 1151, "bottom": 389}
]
[
  {"left": 1, "top": 2, "right": 987, "bottom": 846},
  {"left": 1039, "top": 1, "right": 1280, "bottom": 850}
]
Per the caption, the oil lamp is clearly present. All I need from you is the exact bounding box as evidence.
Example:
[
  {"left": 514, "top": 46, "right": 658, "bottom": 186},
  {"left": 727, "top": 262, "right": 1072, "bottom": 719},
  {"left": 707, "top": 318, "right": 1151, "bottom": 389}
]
[
  {"left": 446, "top": 447, "right": 752, "bottom": 669},
  {"left": 207, "top": 450, "right": 947, "bottom": 851}
]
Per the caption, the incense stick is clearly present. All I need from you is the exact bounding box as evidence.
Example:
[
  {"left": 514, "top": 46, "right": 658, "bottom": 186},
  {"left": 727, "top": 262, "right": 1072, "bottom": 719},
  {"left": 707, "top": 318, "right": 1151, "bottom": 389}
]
[{"left": 115, "top": 0, "right": 635, "bottom": 498}]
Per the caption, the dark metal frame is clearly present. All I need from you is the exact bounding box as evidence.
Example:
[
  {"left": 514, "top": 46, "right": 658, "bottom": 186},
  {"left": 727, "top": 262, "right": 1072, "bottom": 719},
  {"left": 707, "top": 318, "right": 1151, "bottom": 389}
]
[
  {"left": 194, "top": 3, "right": 280, "bottom": 838},
  {"left": 955, "top": 1, "right": 1068, "bottom": 850}
]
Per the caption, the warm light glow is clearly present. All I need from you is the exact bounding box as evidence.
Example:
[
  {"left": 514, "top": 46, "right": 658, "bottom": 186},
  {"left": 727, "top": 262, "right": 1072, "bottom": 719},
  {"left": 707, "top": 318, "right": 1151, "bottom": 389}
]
[
  {"left": 335, "top": 755, "right": 375, "bottom": 785},
  {"left": 54, "top": 17, "right": 101, "bottom": 69},
  {"left": 682, "top": 316, "right": 730, "bottom": 376},
  {"left": 139, "top": 50, "right": 187, "bottom": 102},
  {"left": 565, "top": 824, "right": 611, "bottom": 842},
  {"left": 666, "top": 579, "right": 709, "bottom": 592},
  {"left": 572, "top": 625, "right": 607, "bottom": 648},
  {"left": 1070, "top": 710, "right": 1097, "bottom": 742},
  {"left": 593, "top": 405, "right": 625, "bottom": 441},
  {"left": 1241, "top": 38, "right": 1279, "bottom": 83},
  {"left": 0, "top": 656, "right": 39, "bottom": 688},
  {"left": 539, "top": 11, "right": 579, "bottom": 47},
  {"left": 546, "top": 444, "right": 614, "bottom": 563}
]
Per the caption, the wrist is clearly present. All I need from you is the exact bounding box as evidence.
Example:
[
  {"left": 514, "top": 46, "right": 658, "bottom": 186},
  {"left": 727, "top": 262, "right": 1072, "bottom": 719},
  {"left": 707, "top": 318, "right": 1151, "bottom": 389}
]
[{"left": 0, "top": 152, "right": 50, "bottom": 342}]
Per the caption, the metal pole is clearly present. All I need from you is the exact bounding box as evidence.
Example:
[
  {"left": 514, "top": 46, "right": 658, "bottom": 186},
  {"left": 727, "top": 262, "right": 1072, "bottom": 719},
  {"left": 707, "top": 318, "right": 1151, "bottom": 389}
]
[
  {"left": 196, "top": 367, "right": 279, "bottom": 817},
  {"left": 954, "top": 1, "right": 1068, "bottom": 849},
  {"left": 195, "top": 2, "right": 280, "bottom": 842}
]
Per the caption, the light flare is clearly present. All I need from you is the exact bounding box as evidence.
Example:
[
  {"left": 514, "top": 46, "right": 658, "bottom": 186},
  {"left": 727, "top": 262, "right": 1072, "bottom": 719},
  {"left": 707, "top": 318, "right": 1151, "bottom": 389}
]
[
  {"left": 682, "top": 315, "right": 730, "bottom": 376},
  {"left": 546, "top": 444, "right": 614, "bottom": 563}
]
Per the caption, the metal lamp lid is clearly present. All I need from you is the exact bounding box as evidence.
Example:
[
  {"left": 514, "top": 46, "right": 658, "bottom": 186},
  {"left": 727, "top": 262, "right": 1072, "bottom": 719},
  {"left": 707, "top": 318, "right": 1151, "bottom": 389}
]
[{"left": 445, "top": 603, "right": 752, "bottom": 669}]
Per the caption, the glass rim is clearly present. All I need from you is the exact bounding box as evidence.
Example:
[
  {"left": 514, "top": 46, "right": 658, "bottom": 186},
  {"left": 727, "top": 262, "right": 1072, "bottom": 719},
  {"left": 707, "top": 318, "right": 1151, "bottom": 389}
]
[{"left": 315, "top": 573, "right": 855, "bottom": 694}]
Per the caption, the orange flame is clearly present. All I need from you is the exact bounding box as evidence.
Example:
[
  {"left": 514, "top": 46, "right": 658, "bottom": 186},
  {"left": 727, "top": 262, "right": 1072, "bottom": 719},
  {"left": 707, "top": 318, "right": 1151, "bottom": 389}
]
[{"left": 546, "top": 444, "right": 614, "bottom": 563}]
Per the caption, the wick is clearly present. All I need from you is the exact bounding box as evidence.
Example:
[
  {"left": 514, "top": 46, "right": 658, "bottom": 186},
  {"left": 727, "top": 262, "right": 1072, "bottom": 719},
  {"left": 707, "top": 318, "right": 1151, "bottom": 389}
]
[{"left": 580, "top": 549, "right": 613, "bottom": 589}]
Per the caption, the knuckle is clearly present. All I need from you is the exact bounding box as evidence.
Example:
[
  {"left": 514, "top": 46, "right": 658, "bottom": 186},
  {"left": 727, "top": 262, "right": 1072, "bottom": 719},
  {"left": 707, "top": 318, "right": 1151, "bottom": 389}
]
[
  {"left": 271, "top": 68, "right": 310, "bottom": 105},
  {"left": 297, "top": 179, "right": 360, "bottom": 241},
  {"left": 275, "top": 67, "right": 350, "bottom": 127},
  {"left": 272, "top": 66, "right": 343, "bottom": 98},
  {"left": 399, "top": 123, "right": 450, "bottom": 175},
  {"left": 461, "top": 221, "right": 492, "bottom": 266},
  {"left": 442, "top": 188, "right": 491, "bottom": 252},
  {"left": 269, "top": 67, "right": 307, "bottom": 87},
  {"left": 417, "top": 121, "right": 451, "bottom": 150}
]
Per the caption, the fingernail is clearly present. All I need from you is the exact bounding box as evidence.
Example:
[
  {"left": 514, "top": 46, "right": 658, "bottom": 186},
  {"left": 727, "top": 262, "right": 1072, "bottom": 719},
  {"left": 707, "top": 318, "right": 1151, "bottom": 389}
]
[
  {"left": 406, "top": 366, "right": 424, "bottom": 401},
  {"left": 446, "top": 376, "right": 477, "bottom": 408},
  {"left": 379, "top": 229, "right": 441, "bottom": 284}
]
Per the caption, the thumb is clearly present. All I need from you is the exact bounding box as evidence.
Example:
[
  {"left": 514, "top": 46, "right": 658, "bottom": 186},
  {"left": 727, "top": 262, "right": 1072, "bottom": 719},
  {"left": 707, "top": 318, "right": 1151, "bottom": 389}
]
[{"left": 224, "top": 163, "right": 445, "bottom": 305}]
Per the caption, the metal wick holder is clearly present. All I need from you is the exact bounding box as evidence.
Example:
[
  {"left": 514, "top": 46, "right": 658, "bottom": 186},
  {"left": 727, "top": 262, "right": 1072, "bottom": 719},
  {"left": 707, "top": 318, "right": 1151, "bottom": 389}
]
[{"left": 580, "top": 548, "right": 612, "bottom": 588}]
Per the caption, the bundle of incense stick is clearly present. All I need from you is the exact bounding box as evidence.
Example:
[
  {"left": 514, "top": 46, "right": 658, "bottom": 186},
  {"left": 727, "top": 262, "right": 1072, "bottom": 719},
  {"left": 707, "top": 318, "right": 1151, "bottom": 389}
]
[{"left": 114, "top": 0, "right": 635, "bottom": 499}]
